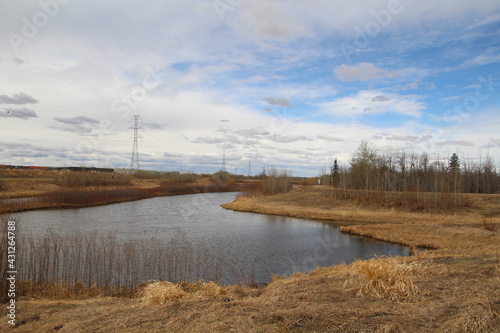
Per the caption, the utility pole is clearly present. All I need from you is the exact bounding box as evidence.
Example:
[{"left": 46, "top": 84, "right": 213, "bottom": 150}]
[
  {"left": 129, "top": 115, "right": 143, "bottom": 171},
  {"left": 248, "top": 160, "right": 251, "bottom": 177}
]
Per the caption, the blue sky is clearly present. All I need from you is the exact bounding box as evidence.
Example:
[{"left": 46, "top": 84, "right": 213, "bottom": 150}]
[{"left": 0, "top": 0, "right": 499, "bottom": 176}]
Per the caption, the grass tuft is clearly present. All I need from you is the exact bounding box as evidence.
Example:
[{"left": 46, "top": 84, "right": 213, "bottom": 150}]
[
  {"left": 345, "top": 256, "right": 423, "bottom": 303},
  {"left": 138, "top": 280, "right": 230, "bottom": 305},
  {"left": 138, "top": 281, "right": 189, "bottom": 305}
]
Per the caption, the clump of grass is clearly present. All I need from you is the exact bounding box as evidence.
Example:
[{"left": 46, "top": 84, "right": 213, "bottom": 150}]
[
  {"left": 138, "top": 281, "right": 189, "bottom": 304},
  {"left": 194, "top": 281, "right": 228, "bottom": 297},
  {"left": 138, "top": 280, "right": 229, "bottom": 305},
  {"left": 344, "top": 256, "right": 423, "bottom": 303},
  {"left": 482, "top": 216, "right": 497, "bottom": 232}
]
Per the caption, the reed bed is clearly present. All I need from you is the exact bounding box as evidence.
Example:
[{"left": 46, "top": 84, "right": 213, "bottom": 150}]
[{"left": 1, "top": 219, "right": 242, "bottom": 299}]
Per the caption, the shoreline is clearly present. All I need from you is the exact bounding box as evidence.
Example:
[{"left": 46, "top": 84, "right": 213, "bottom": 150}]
[
  {"left": 1, "top": 186, "right": 499, "bottom": 331},
  {"left": 222, "top": 187, "right": 499, "bottom": 256},
  {"left": 1, "top": 187, "right": 244, "bottom": 215}
]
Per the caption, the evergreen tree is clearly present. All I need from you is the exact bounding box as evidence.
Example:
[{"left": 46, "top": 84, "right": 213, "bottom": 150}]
[
  {"left": 330, "top": 159, "right": 339, "bottom": 186},
  {"left": 448, "top": 153, "right": 461, "bottom": 204},
  {"left": 448, "top": 153, "right": 460, "bottom": 173}
]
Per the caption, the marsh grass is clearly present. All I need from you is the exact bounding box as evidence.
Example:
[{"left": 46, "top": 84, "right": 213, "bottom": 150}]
[
  {"left": 1, "top": 223, "right": 238, "bottom": 299},
  {"left": 342, "top": 256, "right": 423, "bottom": 303}
]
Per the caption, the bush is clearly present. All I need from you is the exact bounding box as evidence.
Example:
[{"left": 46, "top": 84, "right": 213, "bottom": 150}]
[
  {"left": 56, "top": 171, "right": 131, "bottom": 187},
  {"left": 262, "top": 168, "right": 292, "bottom": 195}
]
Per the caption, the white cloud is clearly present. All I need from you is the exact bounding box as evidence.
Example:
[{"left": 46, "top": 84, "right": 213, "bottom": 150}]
[
  {"left": 317, "top": 135, "right": 344, "bottom": 142},
  {"left": 0, "top": 0, "right": 499, "bottom": 175},
  {"left": 0, "top": 92, "right": 38, "bottom": 104},
  {"left": 1, "top": 107, "right": 38, "bottom": 119},
  {"left": 435, "top": 140, "right": 474, "bottom": 147},
  {"left": 320, "top": 91, "right": 426, "bottom": 117},
  {"left": 262, "top": 97, "right": 293, "bottom": 107}
]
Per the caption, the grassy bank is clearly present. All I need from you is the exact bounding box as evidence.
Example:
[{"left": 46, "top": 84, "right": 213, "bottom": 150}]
[
  {"left": 223, "top": 187, "right": 500, "bottom": 255},
  {"left": 1, "top": 186, "right": 499, "bottom": 332},
  {"left": 0, "top": 169, "right": 255, "bottom": 214}
]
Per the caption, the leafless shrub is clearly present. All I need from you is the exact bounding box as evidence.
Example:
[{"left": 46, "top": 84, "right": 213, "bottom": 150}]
[
  {"left": 329, "top": 188, "right": 471, "bottom": 211},
  {"left": 56, "top": 171, "right": 131, "bottom": 187},
  {"left": 262, "top": 168, "right": 292, "bottom": 195},
  {"left": 41, "top": 187, "right": 151, "bottom": 205}
]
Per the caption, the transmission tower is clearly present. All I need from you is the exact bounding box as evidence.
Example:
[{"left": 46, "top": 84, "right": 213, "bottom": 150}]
[
  {"left": 221, "top": 148, "right": 227, "bottom": 171},
  {"left": 129, "top": 115, "right": 143, "bottom": 171}
]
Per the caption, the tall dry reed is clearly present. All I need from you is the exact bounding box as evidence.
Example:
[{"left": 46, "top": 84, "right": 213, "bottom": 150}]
[{"left": 5, "top": 224, "right": 256, "bottom": 299}]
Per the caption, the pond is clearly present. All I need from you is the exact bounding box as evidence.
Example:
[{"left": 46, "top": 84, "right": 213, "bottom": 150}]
[{"left": 12, "top": 192, "right": 408, "bottom": 285}]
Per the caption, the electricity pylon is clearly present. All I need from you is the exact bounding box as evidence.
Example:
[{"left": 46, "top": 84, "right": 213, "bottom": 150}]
[{"left": 129, "top": 115, "right": 143, "bottom": 171}]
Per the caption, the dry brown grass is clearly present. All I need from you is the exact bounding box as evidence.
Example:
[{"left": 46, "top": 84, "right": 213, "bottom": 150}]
[
  {"left": 342, "top": 256, "right": 423, "bottom": 303},
  {"left": 138, "top": 281, "right": 234, "bottom": 305},
  {"left": 0, "top": 169, "right": 259, "bottom": 214},
  {"left": 1, "top": 186, "right": 499, "bottom": 332},
  {"left": 138, "top": 281, "right": 189, "bottom": 304}
]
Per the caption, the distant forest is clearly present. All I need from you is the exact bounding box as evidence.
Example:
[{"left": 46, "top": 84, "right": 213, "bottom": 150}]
[{"left": 321, "top": 141, "right": 499, "bottom": 194}]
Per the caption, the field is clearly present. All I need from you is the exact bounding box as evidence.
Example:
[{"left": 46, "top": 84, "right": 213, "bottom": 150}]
[{"left": 1, "top": 177, "right": 499, "bottom": 331}]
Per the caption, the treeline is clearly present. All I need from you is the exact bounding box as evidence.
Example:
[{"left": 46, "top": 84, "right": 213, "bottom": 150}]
[{"left": 322, "top": 141, "right": 499, "bottom": 195}]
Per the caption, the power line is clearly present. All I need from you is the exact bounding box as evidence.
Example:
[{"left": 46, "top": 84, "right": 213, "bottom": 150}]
[{"left": 0, "top": 90, "right": 124, "bottom": 121}]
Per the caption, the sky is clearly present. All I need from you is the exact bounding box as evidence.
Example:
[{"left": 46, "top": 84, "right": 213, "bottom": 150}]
[{"left": 0, "top": 0, "right": 499, "bottom": 176}]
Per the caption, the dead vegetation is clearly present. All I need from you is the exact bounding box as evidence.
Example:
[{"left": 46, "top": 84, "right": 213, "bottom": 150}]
[
  {"left": 1, "top": 186, "right": 499, "bottom": 331},
  {"left": 342, "top": 256, "right": 423, "bottom": 303},
  {"left": 0, "top": 169, "right": 258, "bottom": 214}
]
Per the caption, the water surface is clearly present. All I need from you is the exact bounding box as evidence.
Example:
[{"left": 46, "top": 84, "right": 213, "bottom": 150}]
[{"left": 13, "top": 192, "right": 408, "bottom": 284}]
